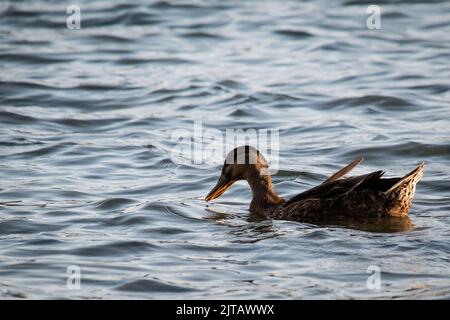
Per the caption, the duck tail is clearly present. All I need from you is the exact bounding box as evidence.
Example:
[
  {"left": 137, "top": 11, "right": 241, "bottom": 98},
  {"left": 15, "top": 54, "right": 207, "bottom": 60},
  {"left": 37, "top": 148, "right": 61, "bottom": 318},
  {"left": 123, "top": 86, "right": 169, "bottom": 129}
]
[{"left": 384, "top": 162, "right": 425, "bottom": 194}]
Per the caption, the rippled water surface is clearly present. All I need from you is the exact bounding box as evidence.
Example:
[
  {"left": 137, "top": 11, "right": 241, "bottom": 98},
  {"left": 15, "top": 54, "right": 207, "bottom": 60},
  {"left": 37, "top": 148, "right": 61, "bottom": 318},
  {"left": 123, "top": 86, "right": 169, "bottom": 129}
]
[{"left": 1, "top": 0, "right": 450, "bottom": 299}]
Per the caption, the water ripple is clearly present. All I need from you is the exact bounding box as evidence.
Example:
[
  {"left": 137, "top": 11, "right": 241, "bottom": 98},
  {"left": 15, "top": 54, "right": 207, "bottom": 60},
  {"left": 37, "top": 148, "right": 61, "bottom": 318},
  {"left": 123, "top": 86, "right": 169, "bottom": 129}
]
[{"left": 0, "top": 0, "right": 449, "bottom": 300}]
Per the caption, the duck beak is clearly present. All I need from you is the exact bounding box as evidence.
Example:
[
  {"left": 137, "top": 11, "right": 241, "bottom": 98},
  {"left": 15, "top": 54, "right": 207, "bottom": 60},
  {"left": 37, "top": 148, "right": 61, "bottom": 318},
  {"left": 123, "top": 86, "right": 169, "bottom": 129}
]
[{"left": 205, "top": 175, "right": 235, "bottom": 202}]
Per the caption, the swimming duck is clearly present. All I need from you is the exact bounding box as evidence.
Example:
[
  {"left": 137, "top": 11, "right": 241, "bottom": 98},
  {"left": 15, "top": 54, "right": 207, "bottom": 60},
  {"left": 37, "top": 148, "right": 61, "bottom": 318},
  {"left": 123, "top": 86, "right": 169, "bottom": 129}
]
[{"left": 205, "top": 146, "right": 424, "bottom": 222}]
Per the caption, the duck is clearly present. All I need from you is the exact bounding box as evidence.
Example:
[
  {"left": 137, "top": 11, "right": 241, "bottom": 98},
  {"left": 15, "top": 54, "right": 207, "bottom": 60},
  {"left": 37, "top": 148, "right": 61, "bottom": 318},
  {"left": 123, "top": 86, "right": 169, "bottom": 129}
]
[{"left": 205, "top": 146, "right": 424, "bottom": 222}]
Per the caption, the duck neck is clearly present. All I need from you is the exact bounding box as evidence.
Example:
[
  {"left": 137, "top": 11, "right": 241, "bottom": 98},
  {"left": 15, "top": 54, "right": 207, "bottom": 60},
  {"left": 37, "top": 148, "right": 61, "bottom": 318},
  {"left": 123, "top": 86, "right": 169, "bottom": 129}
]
[{"left": 246, "top": 169, "right": 285, "bottom": 214}]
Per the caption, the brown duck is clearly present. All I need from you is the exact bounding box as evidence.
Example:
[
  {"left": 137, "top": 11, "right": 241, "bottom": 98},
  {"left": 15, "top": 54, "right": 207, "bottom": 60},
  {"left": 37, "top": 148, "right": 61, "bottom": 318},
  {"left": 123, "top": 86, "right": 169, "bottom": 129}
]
[{"left": 205, "top": 146, "right": 424, "bottom": 222}]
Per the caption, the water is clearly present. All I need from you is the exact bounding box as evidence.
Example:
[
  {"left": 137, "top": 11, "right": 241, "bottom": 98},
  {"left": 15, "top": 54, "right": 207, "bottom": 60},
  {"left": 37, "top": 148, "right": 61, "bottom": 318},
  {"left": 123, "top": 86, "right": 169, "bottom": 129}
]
[{"left": 1, "top": 0, "right": 450, "bottom": 299}]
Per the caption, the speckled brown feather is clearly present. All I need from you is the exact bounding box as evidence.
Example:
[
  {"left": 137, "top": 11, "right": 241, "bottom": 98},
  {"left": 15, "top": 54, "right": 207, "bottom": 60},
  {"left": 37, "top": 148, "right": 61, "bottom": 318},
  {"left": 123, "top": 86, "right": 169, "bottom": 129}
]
[{"left": 270, "top": 162, "right": 424, "bottom": 222}]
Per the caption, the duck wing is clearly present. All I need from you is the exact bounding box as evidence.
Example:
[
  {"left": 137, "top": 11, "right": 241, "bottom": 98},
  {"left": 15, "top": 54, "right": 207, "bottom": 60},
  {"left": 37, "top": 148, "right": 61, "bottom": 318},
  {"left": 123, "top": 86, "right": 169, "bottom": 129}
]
[
  {"left": 284, "top": 170, "right": 385, "bottom": 207},
  {"left": 323, "top": 156, "right": 364, "bottom": 184}
]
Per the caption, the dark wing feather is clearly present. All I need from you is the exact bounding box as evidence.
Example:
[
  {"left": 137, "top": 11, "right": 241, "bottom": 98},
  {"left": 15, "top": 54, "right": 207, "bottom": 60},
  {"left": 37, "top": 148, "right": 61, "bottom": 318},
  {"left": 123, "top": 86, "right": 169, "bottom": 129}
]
[
  {"left": 284, "top": 170, "right": 384, "bottom": 207},
  {"left": 323, "top": 156, "right": 364, "bottom": 184}
]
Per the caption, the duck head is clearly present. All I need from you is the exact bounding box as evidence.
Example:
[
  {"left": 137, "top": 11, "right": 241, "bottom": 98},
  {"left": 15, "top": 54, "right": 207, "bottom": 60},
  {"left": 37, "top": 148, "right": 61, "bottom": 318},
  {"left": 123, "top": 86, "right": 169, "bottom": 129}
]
[{"left": 205, "top": 146, "right": 280, "bottom": 203}]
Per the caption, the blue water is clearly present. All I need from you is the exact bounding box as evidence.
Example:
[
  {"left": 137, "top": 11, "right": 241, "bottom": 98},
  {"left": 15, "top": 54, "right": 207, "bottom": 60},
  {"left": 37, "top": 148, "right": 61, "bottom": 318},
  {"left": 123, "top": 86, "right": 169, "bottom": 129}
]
[{"left": 0, "top": 0, "right": 450, "bottom": 299}]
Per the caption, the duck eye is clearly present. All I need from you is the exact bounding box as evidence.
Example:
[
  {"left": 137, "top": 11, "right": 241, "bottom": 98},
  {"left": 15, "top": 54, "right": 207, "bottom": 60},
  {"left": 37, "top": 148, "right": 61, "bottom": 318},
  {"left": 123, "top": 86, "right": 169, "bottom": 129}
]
[{"left": 224, "top": 165, "right": 237, "bottom": 178}]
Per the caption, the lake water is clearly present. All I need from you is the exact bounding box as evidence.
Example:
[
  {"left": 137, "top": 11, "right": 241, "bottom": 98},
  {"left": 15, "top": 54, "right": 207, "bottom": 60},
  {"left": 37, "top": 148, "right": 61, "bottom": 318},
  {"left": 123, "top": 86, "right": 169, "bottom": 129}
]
[{"left": 1, "top": 0, "right": 450, "bottom": 299}]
